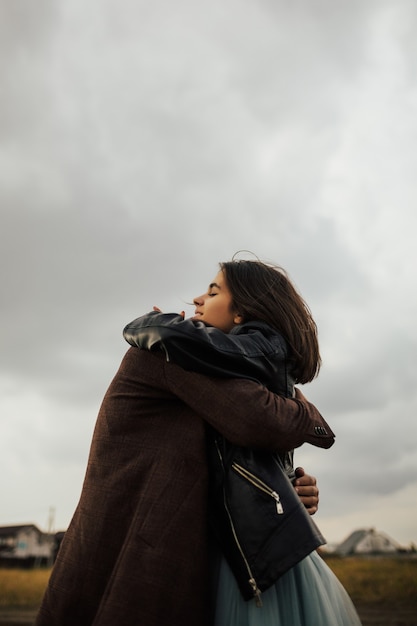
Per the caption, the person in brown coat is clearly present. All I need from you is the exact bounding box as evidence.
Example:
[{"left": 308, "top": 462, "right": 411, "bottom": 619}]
[{"left": 35, "top": 346, "right": 331, "bottom": 626}]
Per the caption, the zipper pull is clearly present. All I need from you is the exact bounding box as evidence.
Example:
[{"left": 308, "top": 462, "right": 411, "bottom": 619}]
[
  {"left": 272, "top": 491, "right": 283, "bottom": 514},
  {"left": 249, "top": 578, "right": 263, "bottom": 607}
]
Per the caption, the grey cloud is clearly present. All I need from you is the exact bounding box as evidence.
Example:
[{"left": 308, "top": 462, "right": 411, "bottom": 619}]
[{"left": 1, "top": 0, "right": 416, "bottom": 544}]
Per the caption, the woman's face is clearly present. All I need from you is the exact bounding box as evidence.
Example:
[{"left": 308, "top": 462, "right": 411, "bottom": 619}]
[{"left": 192, "top": 271, "right": 241, "bottom": 332}]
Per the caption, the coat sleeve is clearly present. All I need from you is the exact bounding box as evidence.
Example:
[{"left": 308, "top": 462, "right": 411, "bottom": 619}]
[{"left": 162, "top": 359, "right": 335, "bottom": 451}]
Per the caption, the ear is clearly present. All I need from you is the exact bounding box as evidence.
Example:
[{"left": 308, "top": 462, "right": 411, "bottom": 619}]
[{"left": 233, "top": 313, "right": 243, "bottom": 325}]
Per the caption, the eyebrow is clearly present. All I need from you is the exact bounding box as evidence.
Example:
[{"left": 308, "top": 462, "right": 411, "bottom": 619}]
[{"left": 209, "top": 282, "right": 221, "bottom": 290}]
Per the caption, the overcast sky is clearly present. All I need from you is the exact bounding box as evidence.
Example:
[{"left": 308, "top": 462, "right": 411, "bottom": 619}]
[{"left": 1, "top": 0, "right": 416, "bottom": 547}]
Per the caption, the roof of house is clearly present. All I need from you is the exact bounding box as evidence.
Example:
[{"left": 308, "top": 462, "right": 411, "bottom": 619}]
[
  {"left": 0, "top": 524, "right": 41, "bottom": 537},
  {"left": 335, "top": 527, "right": 402, "bottom": 555}
]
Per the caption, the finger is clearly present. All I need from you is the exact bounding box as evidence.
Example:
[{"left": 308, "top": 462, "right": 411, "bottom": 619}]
[
  {"left": 306, "top": 504, "right": 318, "bottom": 516},
  {"left": 299, "top": 495, "right": 319, "bottom": 514},
  {"left": 153, "top": 306, "right": 162, "bottom": 312},
  {"left": 294, "top": 474, "right": 317, "bottom": 487},
  {"left": 295, "top": 466, "right": 305, "bottom": 478},
  {"left": 297, "top": 490, "right": 319, "bottom": 501},
  {"left": 295, "top": 485, "right": 319, "bottom": 498}
]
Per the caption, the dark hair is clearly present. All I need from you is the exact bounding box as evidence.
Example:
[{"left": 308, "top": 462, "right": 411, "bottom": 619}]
[{"left": 220, "top": 260, "right": 321, "bottom": 383}]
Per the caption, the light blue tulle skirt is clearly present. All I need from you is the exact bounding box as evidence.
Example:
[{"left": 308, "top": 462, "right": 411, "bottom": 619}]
[{"left": 214, "top": 551, "right": 362, "bottom": 626}]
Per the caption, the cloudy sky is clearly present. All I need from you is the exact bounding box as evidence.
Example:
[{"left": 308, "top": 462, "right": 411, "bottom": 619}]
[{"left": 1, "top": 0, "right": 416, "bottom": 548}]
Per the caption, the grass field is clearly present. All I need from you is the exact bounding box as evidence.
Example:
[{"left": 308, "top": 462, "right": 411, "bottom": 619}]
[
  {"left": 322, "top": 555, "right": 417, "bottom": 607},
  {"left": 0, "top": 556, "right": 416, "bottom": 610},
  {"left": 0, "top": 568, "right": 51, "bottom": 609}
]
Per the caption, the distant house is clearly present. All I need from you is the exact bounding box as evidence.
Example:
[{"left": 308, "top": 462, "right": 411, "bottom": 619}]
[
  {"left": 0, "top": 524, "right": 55, "bottom": 567},
  {"left": 335, "top": 527, "right": 403, "bottom": 556}
]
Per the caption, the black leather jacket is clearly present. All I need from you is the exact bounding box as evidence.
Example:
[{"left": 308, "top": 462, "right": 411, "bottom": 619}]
[
  {"left": 123, "top": 312, "right": 333, "bottom": 602},
  {"left": 125, "top": 311, "right": 296, "bottom": 395}
]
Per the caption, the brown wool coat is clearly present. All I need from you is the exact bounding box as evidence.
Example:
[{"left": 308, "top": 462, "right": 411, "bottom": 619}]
[{"left": 35, "top": 348, "right": 333, "bottom": 626}]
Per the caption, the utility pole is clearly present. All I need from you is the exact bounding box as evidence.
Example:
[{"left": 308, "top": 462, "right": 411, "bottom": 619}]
[
  {"left": 47, "top": 507, "right": 55, "bottom": 535},
  {"left": 46, "top": 506, "right": 56, "bottom": 567}
]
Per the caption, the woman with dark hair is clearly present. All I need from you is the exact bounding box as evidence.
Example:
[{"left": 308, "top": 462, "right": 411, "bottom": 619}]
[
  {"left": 124, "top": 258, "right": 362, "bottom": 625},
  {"left": 218, "top": 260, "right": 320, "bottom": 382}
]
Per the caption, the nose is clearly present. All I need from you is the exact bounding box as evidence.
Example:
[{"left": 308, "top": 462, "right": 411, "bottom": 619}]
[{"left": 193, "top": 294, "right": 204, "bottom": 306}]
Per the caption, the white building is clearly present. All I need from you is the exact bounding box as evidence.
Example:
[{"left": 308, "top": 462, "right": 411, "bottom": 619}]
[
  {"left": 335, "top": 527, "right": 403, "bottom": 556},
  {"left": 0, "top": 524, "right": 55, "bottom": 565}
]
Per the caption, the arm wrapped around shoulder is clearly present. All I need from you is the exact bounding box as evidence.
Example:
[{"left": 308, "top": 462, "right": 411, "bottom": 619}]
[{"left": 164, "top": 360, "right": 335, "bottom": 452}]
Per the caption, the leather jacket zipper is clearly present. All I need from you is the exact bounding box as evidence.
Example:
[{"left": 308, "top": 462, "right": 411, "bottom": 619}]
[
  {"left": 215, "top": 441, "right": 263, "bottom": 607},
  {"left": 231, "top": 462, "right": 284, "bottom": 514}
]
